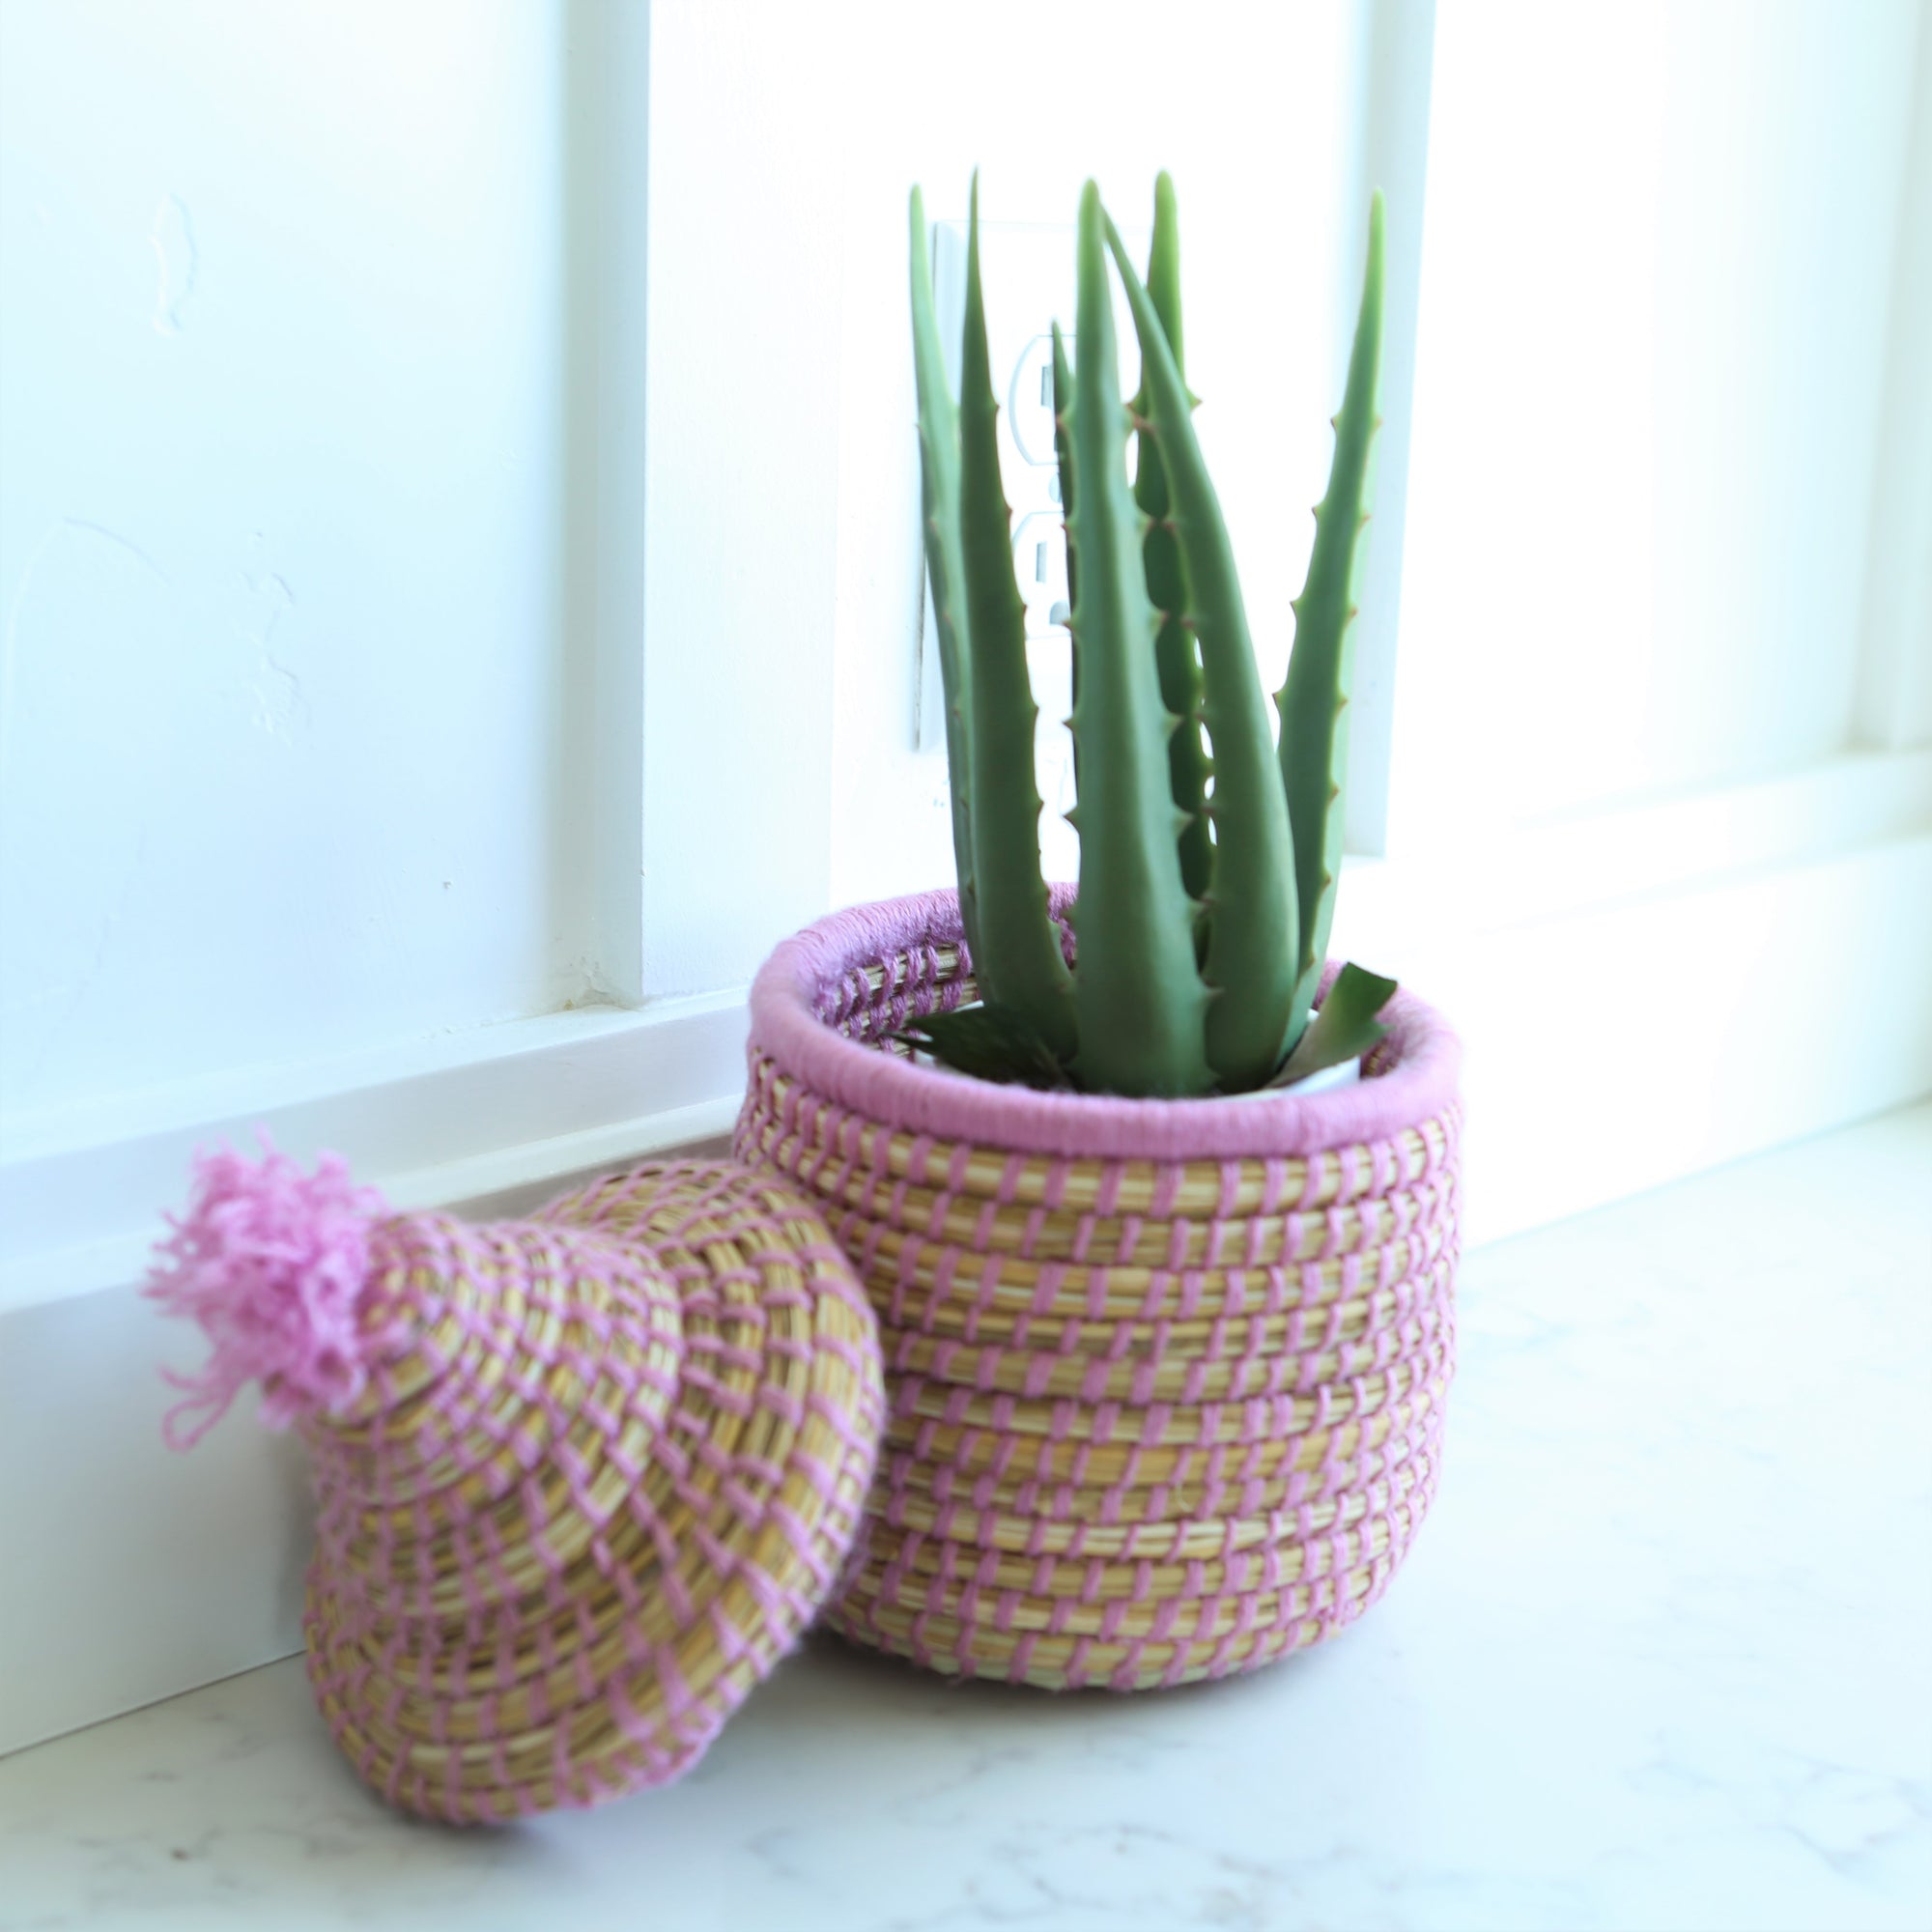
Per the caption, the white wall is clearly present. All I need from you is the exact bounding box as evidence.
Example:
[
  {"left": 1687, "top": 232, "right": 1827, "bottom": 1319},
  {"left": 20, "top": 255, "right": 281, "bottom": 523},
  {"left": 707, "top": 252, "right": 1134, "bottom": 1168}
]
[
  {"left": 0, "top": 0, "right": 584, "bottom": 1132},
  {"left": 1386, "top": 0, "right": 1925, "bottom": 841}
]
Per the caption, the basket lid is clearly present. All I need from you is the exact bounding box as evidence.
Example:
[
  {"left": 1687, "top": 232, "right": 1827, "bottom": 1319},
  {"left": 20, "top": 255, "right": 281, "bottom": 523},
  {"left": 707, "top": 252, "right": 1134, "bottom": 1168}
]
[{"left": 148, "top": 1146, "right": 882, "bottom": 1822}]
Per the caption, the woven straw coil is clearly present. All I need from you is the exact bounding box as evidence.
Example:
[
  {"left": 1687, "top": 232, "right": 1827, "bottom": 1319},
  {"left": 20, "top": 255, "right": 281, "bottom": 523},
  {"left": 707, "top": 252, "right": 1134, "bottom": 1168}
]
[
  {"left": 738, "top": 891, "right": 1462, "bottom": 1691},
  {"left": 152, "top": 1153, "right": 882, "bottom": 1822}
]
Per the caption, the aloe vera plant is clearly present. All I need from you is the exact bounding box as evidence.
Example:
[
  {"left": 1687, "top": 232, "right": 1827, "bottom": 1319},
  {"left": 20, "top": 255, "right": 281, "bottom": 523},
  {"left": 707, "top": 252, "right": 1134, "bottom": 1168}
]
[{"left": 904, "top": 172, "right": 1392, "bottom": 1098}]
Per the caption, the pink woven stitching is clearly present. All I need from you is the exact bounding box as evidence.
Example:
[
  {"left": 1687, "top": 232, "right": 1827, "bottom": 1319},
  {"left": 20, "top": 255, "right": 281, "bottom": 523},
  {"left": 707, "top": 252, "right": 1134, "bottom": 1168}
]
[
  {"left": 739, "top": 905, "right": 1460, "bottom": 1692},
  {"left": 296, "top": 1160, "right": 883, "bottom": 1822}
]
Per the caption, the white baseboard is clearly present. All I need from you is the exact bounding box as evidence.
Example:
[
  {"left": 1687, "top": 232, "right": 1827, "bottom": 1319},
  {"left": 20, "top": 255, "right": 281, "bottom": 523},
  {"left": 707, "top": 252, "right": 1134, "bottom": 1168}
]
[
  {"left": 1428, "top": 840, "right": 1929, "bottom": 1241},
  {"left": 1, "top": 990, "right": 751, "bottom": 1315},
  {"left": 1333, "top": 763, "right": 1932, "bottom": 1242}
]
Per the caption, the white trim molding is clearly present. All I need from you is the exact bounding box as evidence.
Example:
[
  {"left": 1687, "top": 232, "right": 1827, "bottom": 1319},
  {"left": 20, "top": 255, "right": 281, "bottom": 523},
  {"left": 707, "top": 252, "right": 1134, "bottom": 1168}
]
[
  {"left": 1343, "top": 0, "right": 1437, "bottom": 859},
  {"left": 1, "top": 992, "right": 750, "bottom": 1317},
  {"left": 1857, "top": 0, "right": 1932, "bottom": 753},
  {"left": 1331, "top": 749, "right": 1932, "bottom": 1244}
]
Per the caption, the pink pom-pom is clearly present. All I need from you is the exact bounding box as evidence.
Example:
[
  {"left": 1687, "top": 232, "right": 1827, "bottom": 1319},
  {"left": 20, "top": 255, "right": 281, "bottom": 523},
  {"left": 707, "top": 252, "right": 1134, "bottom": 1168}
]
[{"left": 145, "top": 1138, "right": 387, "bottom": 1450}]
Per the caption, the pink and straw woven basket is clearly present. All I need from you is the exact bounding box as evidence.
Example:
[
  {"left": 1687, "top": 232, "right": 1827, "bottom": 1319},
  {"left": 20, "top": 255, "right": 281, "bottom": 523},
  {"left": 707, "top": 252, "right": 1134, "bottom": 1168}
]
[
  {"left": 148, "top": 1152, "right": 882, "bottom": 1821},
  {"left": 735, "top": 888, "right": 1463, "bottom": 1691}
]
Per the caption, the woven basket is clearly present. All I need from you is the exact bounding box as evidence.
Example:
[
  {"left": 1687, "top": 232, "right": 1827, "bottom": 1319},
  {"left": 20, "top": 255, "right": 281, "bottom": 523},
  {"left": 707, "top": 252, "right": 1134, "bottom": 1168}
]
[
  {"left": 736, "top": 888, "right": 1462, "bottom": 1691},
  {"left": 152, "top": 1151, "right": 882, "bottom": 1821}
]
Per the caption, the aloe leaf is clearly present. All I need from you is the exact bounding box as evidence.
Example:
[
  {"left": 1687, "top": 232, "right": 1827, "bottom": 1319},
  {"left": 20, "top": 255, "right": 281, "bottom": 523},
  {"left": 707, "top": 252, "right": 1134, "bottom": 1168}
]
[
  {"left": 1270, "top": 962, "right": 1396, "bottom": 1087},
  {"left": 1051, "top": 321, "right": 1079, "bottom": 788},
  {"left": 896, "top": 1002, "right": 1069, "bottom": 1090},
  {"left": 1278, "top": 192, "right": 1386, "bottom": 1050},
  {"left": 1132, "top": 174, "right": 1212, "bottom": 905},
  {"left": 908, "top": 185, "right": 981, "bottom": 964},
  {"left": 1064, "top": 181, "right": 1213, "bottom": 1097},
  {"left": 957, "top": 174, "right": 1078, "bottom": 1061},
  {"left": 1104, "top": 209, "right": 1300, "bottom": 1094}
]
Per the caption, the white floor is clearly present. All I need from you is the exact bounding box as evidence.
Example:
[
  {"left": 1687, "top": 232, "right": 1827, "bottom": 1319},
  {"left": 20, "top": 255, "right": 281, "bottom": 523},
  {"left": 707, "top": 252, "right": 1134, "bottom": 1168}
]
[{"left": 2, "top": 1105, "right": 1928, "bottom": 1932}]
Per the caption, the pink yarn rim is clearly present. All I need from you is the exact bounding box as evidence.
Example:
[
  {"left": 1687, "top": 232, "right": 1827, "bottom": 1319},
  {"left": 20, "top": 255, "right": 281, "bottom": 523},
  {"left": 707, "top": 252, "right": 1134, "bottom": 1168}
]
[{"left": 748, "top": 887, "right": 1461, "bottom": 1161}]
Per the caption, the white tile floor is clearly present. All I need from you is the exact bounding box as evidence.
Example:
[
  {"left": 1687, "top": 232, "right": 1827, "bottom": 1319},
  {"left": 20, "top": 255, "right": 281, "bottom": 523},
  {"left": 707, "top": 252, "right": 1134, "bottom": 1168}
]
[{"left": 2, "top": 1104, "right": 1928, "bottom": 1932}]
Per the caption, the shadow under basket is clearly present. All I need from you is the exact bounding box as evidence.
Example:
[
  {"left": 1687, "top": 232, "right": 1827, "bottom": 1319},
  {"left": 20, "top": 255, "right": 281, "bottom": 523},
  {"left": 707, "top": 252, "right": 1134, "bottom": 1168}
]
[{"left": 735, "top": 887, "right": 1464, "bottom": 1691}]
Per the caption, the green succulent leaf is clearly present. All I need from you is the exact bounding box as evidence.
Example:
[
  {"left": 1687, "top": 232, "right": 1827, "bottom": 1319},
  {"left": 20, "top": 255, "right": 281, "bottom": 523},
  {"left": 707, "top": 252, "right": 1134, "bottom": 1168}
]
[
  {"left": 1052, "top": 321, "right": 1080, "bottom": 793},
  {"left": 1131, "top": 174, "right": 1213, "bottom": 906},
  {"left": 1270, "top": 962, "right": 1397, "bottom": 1088},
  {"left": 958, "top": 172, "right": 1078, "bottom": 1062},
  {"left": 908, "top": 184, "right": 981, "bottom": 965},
  {"left": 1105, "top": 199, "right": 1301, "bottom": 1094},
  {"left": 1051, "top": 321, "right": 1078, "bottom": 630},
  {"left": 896, "top": 1002, "right": 1071, "bottom": 1090},
  {"left": 908, "top": 170, "right": 1390, "bottom": 1105},
  {"left": 1064, "top": 180, "right": 1214, "bottom": 1097},
  {"left": 1278, "top": 193, "right": 1386, "bottom": 1049}
]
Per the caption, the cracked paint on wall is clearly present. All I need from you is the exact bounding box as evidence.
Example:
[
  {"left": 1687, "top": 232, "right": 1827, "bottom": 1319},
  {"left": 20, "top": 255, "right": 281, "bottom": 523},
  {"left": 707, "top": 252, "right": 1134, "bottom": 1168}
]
[
  {"left": 1, "top": 0, "right": 579, "bottom": 1120},
  {"left": 149, "top": 194, "right": 197, "bottom": 335},
  {"left": 241, "top": 560, "right": 303, "bottom": 736}
]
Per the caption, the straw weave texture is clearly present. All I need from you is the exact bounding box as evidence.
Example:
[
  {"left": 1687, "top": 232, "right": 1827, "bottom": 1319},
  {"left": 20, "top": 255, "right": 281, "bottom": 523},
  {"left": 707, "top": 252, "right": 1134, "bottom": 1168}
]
[
  {"left": 302, "top": 1160, "right": 883, "bottom": 1820},
  {"left": 737, "top": 934, "right": 1461, "bottom": 1690}
]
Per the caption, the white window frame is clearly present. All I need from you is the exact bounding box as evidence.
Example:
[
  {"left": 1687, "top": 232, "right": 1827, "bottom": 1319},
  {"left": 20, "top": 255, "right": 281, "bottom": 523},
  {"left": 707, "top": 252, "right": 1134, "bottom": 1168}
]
[{"left": 1328, "top": 0, "right": 1932, "bottom": 1247}]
